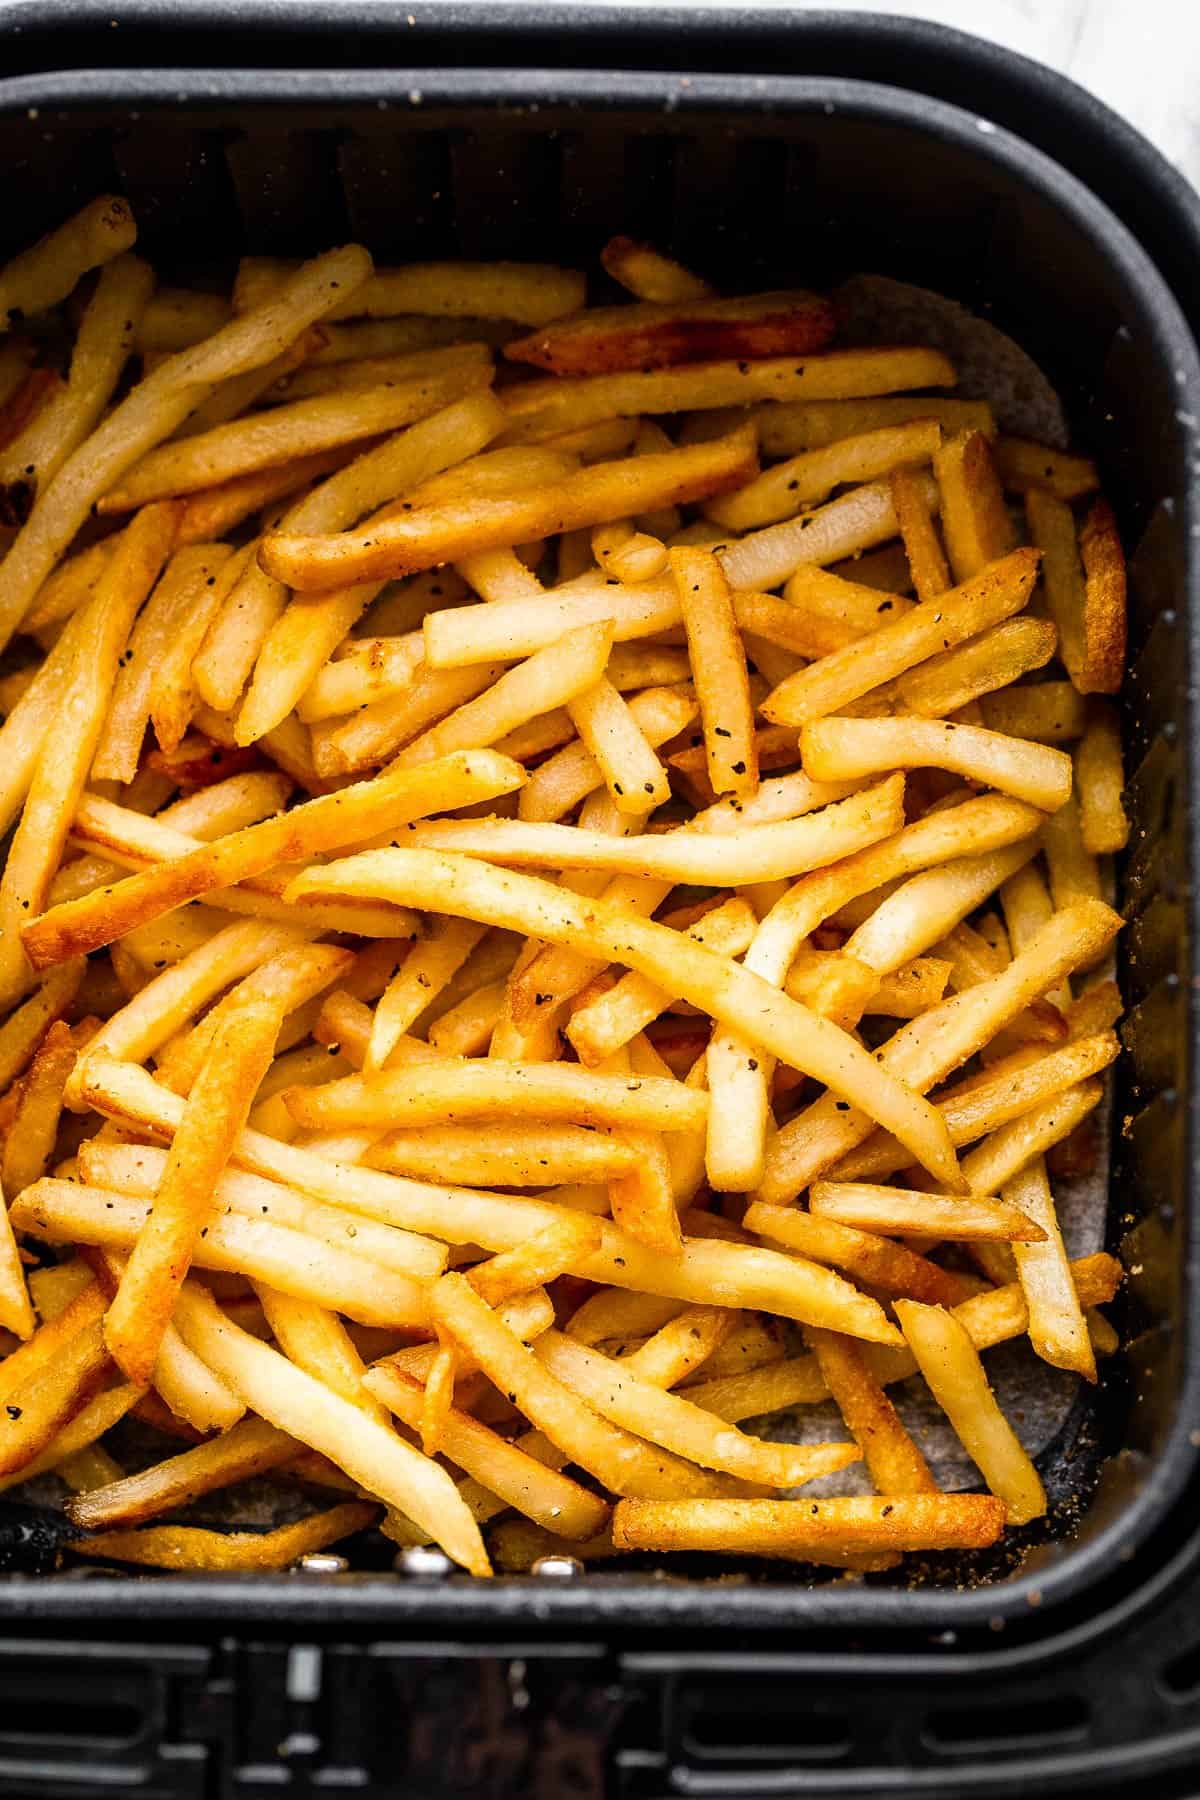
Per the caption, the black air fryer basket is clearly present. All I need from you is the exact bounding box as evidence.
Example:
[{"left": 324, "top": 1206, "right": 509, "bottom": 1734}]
[{"left": 2, "top": 7, "right": 1200, "bottom": 1795}]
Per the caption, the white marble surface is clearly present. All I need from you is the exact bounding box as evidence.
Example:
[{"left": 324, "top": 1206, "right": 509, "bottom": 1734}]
[{"left": 555, "top": 0, "right": 1200, "bottom": 188}]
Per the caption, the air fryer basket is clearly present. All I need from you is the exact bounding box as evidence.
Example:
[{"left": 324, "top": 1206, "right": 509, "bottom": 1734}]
[{"left": 0, "top": 0, "right": 1197, "bottom": 1638}]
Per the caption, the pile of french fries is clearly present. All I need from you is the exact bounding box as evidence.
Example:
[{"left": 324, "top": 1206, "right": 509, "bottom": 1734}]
[{"left": 0, "top": 202, "right": 1130, "bottom": 1579}]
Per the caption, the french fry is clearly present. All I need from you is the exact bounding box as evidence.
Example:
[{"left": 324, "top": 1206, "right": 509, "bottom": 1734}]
[
  {"left": 670, "top": 546, "right": 757, "bottom": 797},
  {"left": 993, "top": 437, "right": 1099, "bottom": 500},
  {"left": 958, "top": 1080, "right": 1102, "bottom": 1204},
  {"left": 432, "top": 1272, "right": 733, "bottom": 1498},
  {"left": 508, "top": 288, "right": 833, "bottom": 376},
  {"left": 0, "top": 1382, "right": 140, "bottom": 1494},
  {"left": 0, "top": 244, "right": 371, "bottom": 656},
  {"left": 0, "top": 196, "right": 136, "bottom": 330},
  {"left": 296, "top": 633, "right": 424, "bottom": 723},
  {"left": 285, "top": 843, "right": 962, "bottom": 1190},
  {"left": 590, "top": 521, "right": 667, "bottom": 583},
  {"left": 392, "top": 622, "right": 615, "bottom": 768},
  {"left": 368, "top": 1122, "right": 640, "bottom": 1186},
  {"left": 312, "top": 661, "right": 508, "bottom": 777},
  {"left": 618, "top": 1306, "right": 733, "bottom": 1388},
  {"left": 800, "top": 714, "right": 1073, "bottom": 811},
  {"left": 255, "top": 1284, "right": 391, "bottom": 1426},
  {"left": 517, "top": 684, "right": 698, "bottom": 821},
  {"left": 261, "top": 428, "right": 758, "bottom": 591},
  {"left": 0, "top": 1314, "right": 112, "bottom": 1478},
  {"left": 72, "top": 1501, "right": 379, "bottom": 1571},
  {"left": 753, "top": 396, "right": 994, "bottom": 458},
  {"left": 612, "top": 1492, "right": 1006, "bottom": 1557},
  {"left": 410, "top": 777, "right": 906, "bottom": 885},
  {"left": 1026, "top": 489, "right": 1126, "bottom": 695},
  {"left": 1005, "top": 1157, "right": 1096, "bottom": 1380},
  {"left": 66, "top": 1417, "right": 304, "bottom": 1527},
  {"left": 718, "top": 475, "right": 931, "bottom": 595},
  {"left": 367, "top": 919, "right": 486, "bottom": 1070},
  {"left": 235, "top": 255, "right": 584, "bottom": 326},
  {"left": 709, "top": 419, "right": 942, "bottom": 532},
  {"left": 810, "top": 1181, "right": 1042, "bottom": 1242},
  {"left": 599, "top": 237, "right": 713, "bottom": 303},
  {"left": 102, "top": 985, "right": 287, "bottom": 1385},
  {"left": 0, "top": 502, "right": 179, "bottom": 1008},
  {"left": 1075, "top": 700, "right": 1129, "bottom": 853},
  {"left": 98, "top": 366, "right": 490, "bottom": 511},
  {"left": 897, "top": 617, "right": 1058, "bottom": 718},
  {"left": 743, "top": 1202, "right": 975, "bottom": 1307},
  {"left": 894, "top": 1299, "right": 1045, "bottom": 1525},
  {"left": 890, "top": 462, "right": 951, "bottom": 602},
  {"left": 284, "top": 1057, "right": 707, "bottom": 1134},
  {"left": 0, "top": 255, "right": 154, "bottom": 499},
  {"left": 1042, "top": 793, "right": 1103, "bottom": 912},
  {"left": 566, "top": 676, "right": 672, "bottom": 815},
  {"left": 806, "top": 1326, "right": 938, "bottom": 1494},
  {"left": 761, "top": 548, "right": 1038, "bottom": 727},
  {"left": 978, "top": 681, "right": 1087, "bottom": 744},
  {"left": 1, "top": 1018, "right": 80, "bottom": 1198},
  {"left": 23, "top": 749, "right": 523, "bottom": 969},
  {"left": 535, "top": 1329, "right": 858, "bottom": 1487},
  {"left": 504, "top": 348, "right": 956, "bottom": 442}
]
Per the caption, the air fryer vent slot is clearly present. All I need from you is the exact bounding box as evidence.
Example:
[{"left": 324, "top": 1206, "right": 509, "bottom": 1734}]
[{"left": 923, "top": 1694, "right": 1090, "bottom": 1753}]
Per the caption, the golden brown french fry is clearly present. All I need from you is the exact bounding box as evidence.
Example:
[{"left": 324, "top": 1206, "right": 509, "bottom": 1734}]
[
  {"left": 993, "top": 437, "right": 1099, "bottom": 500},
  {"left": 894, "top": 1298, "right": 1045, "bottom": 1524},
  {"left": 890, "top": 461, "right": 951, "bottom": 602},
  {"left": 102, "top": 986, "right": 286, "bottom": 1385},
  {"left": 1005, "top": 1157, "right": 1096, "bottom": 1380},
  {"left": 710, "top": 419, "right": 941, "bottom": 532},
  {"left": 807, "top": 1325, "right": 938, "bottom": 1494},
  {"left": 612, "top": 1491, "right": 1005, "bottom": 1557},
  {"left": 0, "top": 255, "right": 153, "bottom": 500},
  {"left": 504, "top": 348, "right": 955, "bottom": 441},
  {"left": 0, "top": 1382, "right": 140, "bottom": 1494},
  {"left": 1075, "top": 699, "right": 1129, "bottom": 853},
  {"left": 0, "top": 1174, "right": 35, "bottom": 1338},
  {"left": 467, "top": 1215, "right": 603, "bottom": 1306},
  {"left": 411, "top": 777, "right": 905, "bottom": 885},
  {"left": 368, "top": 1122, "right": 637, "bottom": 1186},
  {"left": 0, "top": 196, "right": 136, "bottom": 330},
  {"left": 934, "top": 429, "right": 1014, "bottom": 583},
  {"left": 261, "top": 429, "right": 757, "bottom": 591},
  {"left": 897, "top": 617, "right": 1057, "bottom": 718},
  {"left": 744, "top": 1202, "right": 975, "bottom": 1307},
  {"left": 761, "top": 548, "right": 1038, "bottom": 727},
  {"left": 65, "top": 1417, "right": 301, "bottom": 1528},
  {"left": 800, "top": 714, "right": 1073, "bottom": 811},
  {"left": 508, "top": 287, "right": 832, "bottom": 376},
  {"left": 670, "top": 545, "right": 757, "bottom": 796},
  {"left": 809, "top": 1181, "right": 1043, "bottom": 1242},
  {"left": 235, "top": 255, "right": 583, "bottom": 325},
  {"left": 0, "top": 1313, "right": 111, "bottom": 1477},
  {"left": 23, "top": 749, "right": 523, "bottom": 969},
  {"left": 517, "top": 684, "right": 698, "bottom": 821},
  {"left": 366, "top": 919, "right": 485, "bottom": 1071},
  {"left": 72, "top": 1502, "right": 379, "bottom": 1571},
  {"left": 718, "top": 476, "right": 931, "bottom": 594},
  {"left": 0, "top": 1277, "right": 104, "bottom": 1402},
  {"left": 566, "top": 676, "right": 672, "bottom": 815},
  {"left": 978, "top": 681, "right": 1087, "bottom": 744},
  {"left": 1026, "top": 489, "right": 1126, "bottom": 695},
  {"left": 599, "top": 236, "right": 713, "bottom": 303},
  {"left": 286, "top": 843, "right": 961, "bottom": 1189},
  {"left": 424, "top": 574, "right": 678, "bottom": 669},
  {"left": 1, "top": 1018, "right": 79, "bottom": 1198}
]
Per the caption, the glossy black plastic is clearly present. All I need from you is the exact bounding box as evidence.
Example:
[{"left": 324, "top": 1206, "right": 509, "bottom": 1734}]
[{"left": 0, "top": 8, "right": 1198, "bottom": 1793}]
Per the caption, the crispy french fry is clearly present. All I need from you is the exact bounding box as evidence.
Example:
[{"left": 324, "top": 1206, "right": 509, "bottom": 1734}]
[
  {"left": 800, "top": 714, "right": 1073, "bottom": 811},
  {"left": 809, "top": 1181, "right": 1043, "bottom": 1242},
  {"left": 517, "top": 684, "right": 698, "bottom": 821},
  {"left": 670, "top": 545, "right": 757, "bottom": 797},
  {"left": 710, "top": 419, "right": 941, "bottom": 532},
  {"left": 72, "top": 1502, "right": 379, "bottom": 1571},
  {"left": 1005, "top": 1157, "right": 1096, "bottom": 1380},
  {"left": 933, "top": 429, "right": 1014, "bottom": 583},
  {"left": 612, "top": 1492, "right": 1006, "bottom": 1557},
  {"left": 894, "top": 1298, "right": 1045, "bottom": 1525},
  {"left": 807, "top": 1326, "right": 938, "bottom": 1493},
  {"left": 1027, "top": 489, "right": 1126, "bottom": 695},
  {"left": 261, "top": 429, "right": 758, "bottom": 592},
  {"left": 750, "top": 396, "right": 992, "bottom": 458},
  {"left": 744, "top": 1202, "right": 975, "bottom": 1307},
  {"left": 1, "top": 1018, "right": 79, "bottom": 1198},
  {"left": 0, "top": 1314, "right": 111, "bottom": 1478},
  {"left": 508, "top": 287, "right": 832, "bottom": 376},
  {"left": 235, "top": 255, "right": 584, "bottom": 326},
  {"left": 1075, "top": 699, "right": 1129, "bottom": 853},
  {"left": 0, "top": 197, "right": 136, "bottom": 330},
  {"left": 897, "top": 617, "right": 1057, "bottom": 718},
  {"left": 600, "top": 237, "right": 713, "bottom": 303},
  {"left": 978, "top": 681, "right": 1087, "bottom": 744},
  {"left": 102, "top": 985, "right": 287, "bottom": 1385},
  {"left": 890, "top": 461, "right": 951, "bottom": 603},
  {"left": 368, "top": 1121, "right": 640, "bottom": 1187},
  {"left": 993, "top": 438, "right": 1099, "bottom": 500},
  {"left": 719, "top": 475, "right": 933, "bottom": 594},
  {"left": 65, "top": 1417, "right": 301, "bottom": 1529}
]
